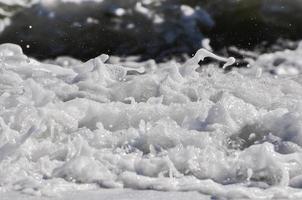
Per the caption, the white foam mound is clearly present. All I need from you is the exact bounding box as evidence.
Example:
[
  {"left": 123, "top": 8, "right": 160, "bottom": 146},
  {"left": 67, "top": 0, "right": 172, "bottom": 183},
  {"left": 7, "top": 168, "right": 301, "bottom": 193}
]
[
  {"left": 254, "top": 42, "right": 302, "bottom": 76},
  {"left": 1, "top": 43, "right": 302, "bottom": 199}
]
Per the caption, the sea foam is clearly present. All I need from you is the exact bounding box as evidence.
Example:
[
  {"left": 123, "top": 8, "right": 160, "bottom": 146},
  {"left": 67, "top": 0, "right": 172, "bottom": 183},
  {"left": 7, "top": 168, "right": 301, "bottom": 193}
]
[{"left": 0, "top": 43, "right": 302, "bottom": 199}]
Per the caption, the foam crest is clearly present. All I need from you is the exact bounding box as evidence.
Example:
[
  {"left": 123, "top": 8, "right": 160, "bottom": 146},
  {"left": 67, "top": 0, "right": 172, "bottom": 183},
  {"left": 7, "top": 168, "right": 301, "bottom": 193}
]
[{"left": 0, "top": 43, "right": 302, "bottom": 198}]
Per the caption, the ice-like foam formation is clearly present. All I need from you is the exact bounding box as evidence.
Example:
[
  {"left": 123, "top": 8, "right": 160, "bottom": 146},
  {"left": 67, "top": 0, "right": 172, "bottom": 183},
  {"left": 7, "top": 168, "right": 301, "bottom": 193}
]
[
  {"left": 253, "top": 42, "right": 302, "bottom": 76},
  {"left": 1, "top": 43, "right": 302, "bottom": 198}
]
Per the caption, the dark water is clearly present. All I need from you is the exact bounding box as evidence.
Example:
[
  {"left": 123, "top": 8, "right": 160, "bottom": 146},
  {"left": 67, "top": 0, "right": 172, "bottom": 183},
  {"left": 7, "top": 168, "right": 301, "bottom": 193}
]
[{"left": 0, "top": 0, "right": 301, "bottom": 61}]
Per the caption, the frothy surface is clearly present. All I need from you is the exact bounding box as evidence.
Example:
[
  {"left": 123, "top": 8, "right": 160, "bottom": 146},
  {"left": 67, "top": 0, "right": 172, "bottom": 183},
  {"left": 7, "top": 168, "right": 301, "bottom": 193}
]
[{"left": 0, "top": 43, "right": 302, "bottom": 199}]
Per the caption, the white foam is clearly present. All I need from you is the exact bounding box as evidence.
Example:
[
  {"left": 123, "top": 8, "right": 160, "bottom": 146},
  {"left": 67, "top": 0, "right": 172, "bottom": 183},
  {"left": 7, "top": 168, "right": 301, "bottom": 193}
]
[
  {"left": 0, "top": 43, "right": 302, "bottom": 198},
  {"left": 254, "top": 42, "right": 302, "bottom": 76}
]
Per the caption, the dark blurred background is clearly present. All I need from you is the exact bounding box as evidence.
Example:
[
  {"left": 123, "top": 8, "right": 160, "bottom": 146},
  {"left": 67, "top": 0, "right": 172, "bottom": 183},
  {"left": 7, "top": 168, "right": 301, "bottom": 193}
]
[{"left": 0, "top": 0, "right": 301, "bottom": 61}]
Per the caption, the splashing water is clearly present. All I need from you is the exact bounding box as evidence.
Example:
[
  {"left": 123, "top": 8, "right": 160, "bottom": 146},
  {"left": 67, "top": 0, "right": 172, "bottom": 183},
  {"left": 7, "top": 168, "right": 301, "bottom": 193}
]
[{"left": 0, "top": 43, "right": 302, "bottom": 199}]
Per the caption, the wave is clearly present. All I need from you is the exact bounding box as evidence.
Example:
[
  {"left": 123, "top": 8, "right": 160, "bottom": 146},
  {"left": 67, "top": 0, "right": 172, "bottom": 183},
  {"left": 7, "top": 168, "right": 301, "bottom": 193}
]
[{"left": 0, "top": 43, "right": 302, "bottom": 198}]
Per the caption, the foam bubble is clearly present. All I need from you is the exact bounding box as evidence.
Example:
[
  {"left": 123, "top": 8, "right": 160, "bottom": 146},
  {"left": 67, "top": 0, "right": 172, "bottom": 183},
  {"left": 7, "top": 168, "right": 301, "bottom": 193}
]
[{"left": 0, "top": 43, "right": 302, "bottom": 198}]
